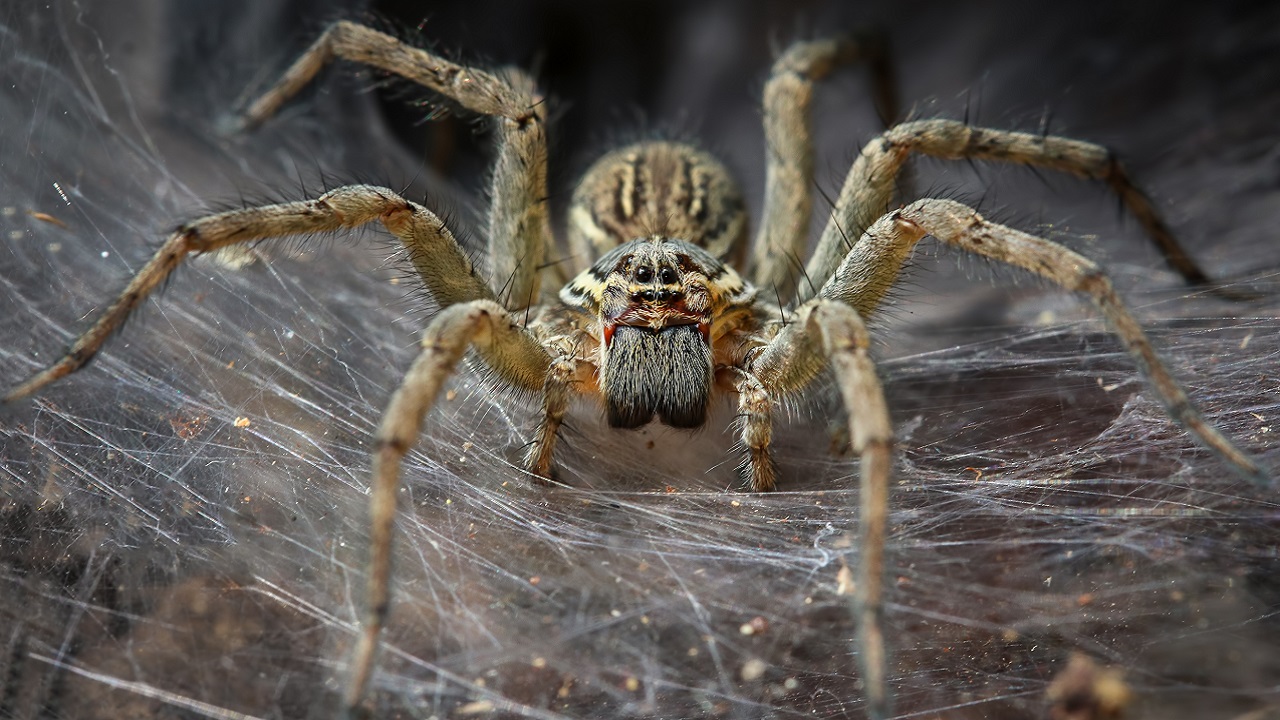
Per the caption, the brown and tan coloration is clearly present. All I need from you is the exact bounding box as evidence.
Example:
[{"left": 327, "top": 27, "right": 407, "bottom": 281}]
[
  {"left": 1047, "top": 654, "right": 1133, "bottom": 720},
  {"left": 4, "top": 20, "right": 1269, "bottom": 720},
  {"left": 561, "top": 237, "right": 757, "bottom": 429},
  {"left": 568, "top": 142, "right": 748, "bottom": 266}
]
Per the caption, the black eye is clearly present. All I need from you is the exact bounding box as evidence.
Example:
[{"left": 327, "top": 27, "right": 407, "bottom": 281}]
[
  {"left": 634, "top": 266, "right": 652, "bottom": 282},
  {"left": 659, "top": 267, "right": 677, "bottom": 285}
]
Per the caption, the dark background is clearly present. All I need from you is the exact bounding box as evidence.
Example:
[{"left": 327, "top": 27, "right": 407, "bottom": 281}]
[{"left": 1, "top": 2, "right": 1277, "bottom": 718}]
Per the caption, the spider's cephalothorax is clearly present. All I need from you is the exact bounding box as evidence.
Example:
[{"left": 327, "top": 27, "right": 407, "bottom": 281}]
[
  {"left": 6, "top": 20, "right": 1267, "bottom": 720},
  {"left": 557, "top": 141, "right": 761, "bottom": 430}
]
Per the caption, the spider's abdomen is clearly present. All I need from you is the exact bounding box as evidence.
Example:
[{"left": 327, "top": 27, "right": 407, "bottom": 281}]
[
  {"left": 602, "top": 324, "right": 712, "bottom": 429},
  {"left": 567, "top": 141, "right": 747, "bottom": 263}
]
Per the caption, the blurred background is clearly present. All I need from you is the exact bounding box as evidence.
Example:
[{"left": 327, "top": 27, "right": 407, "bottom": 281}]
[{"left": 1, "top": 1, "right": 1277, "bottom": 718}]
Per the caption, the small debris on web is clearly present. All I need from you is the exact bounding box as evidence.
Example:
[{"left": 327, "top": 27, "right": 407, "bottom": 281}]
[{"left": 1047, "top": 654, "right": 1131, "bottom": 720}]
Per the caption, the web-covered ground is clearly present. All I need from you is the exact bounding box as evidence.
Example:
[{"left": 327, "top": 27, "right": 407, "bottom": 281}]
[{"left": 1, "top": 2, "right": 1277, "bottom": 718}]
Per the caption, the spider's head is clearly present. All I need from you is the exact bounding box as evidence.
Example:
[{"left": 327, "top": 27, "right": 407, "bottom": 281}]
[{"left": 561, "top": 237, "right": 754, "bottom": 430}]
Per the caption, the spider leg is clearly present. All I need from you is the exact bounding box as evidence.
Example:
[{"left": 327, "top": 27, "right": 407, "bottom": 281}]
[
  {"left": 797, "top": 119, "right": 1222, "bottom": 304},
  {"left": 752, "top": 36, "right": 897, "bottom": 298},
  {"left": 3, "top": 184, "right": 508, "bottom": 402},
  {"left": 746, "top": 300, "right": 894, "bottom": 720},
  {"left": 242, "top": 21, "right": 550, "bottom": 309},
  {"left": 823, "top": 198, "right": 1270, "bottom": 485},
  {"left": 722, "top": 367, "right": 777, "bottom": 492},
  {"left": 523, "top": 354, "right": 579, "bottom": 479},
  {"left": 346, "top": 299, "right": 551, "bottom": 714}
]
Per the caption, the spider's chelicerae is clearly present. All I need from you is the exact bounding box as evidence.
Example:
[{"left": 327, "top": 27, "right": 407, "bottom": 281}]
[{"left": 5, "top": 21, "right": 1270, "bottom": 720}]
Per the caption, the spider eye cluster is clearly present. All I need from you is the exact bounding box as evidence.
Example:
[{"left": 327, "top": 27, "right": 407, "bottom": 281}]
[
  {"left": 630, "top": 263, "right": 684, "bottom": 303},
  {"left": 560, "top": 223, "right": 751, "bottom": 321},
  {"left": 630, "top": 265, "right": 679, "bottom": 285},
  {"left": 632, "top": 288, "right": 683, "bottom": 302}
]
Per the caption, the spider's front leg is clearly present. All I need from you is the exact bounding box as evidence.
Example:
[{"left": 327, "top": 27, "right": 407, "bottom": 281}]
[
  {"left": 736, "top": 300, "right": 895, "bottom": 720},
  {"left": 820, "top": 198, "right": 1269, "bottom": 486},
  {"left": 348, "top": 299, "right": 552, "bottom": 712},
  {"left": 0, "top": 182, "right": 560, "bottom": 713}
]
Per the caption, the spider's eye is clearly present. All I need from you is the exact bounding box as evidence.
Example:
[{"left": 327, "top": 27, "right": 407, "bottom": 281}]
[
  {"left": 634, "top": 266, "right": 653, "bottom": 283},
  {"left": 659, "top": 267, "right": 678, "bottom": 285}
]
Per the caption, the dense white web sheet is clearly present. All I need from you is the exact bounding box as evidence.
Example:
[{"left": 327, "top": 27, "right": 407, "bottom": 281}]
[{"left": 1, "top": 2, "right": 1277, "bottom": 718}]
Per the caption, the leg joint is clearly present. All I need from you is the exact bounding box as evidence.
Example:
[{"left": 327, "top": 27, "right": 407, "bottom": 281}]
[
  {"left": 375, "top": 435, "right": 411, "bottom": 455},
  {"left": 1074, "top": 267, "right": 1111, "bottom": 294}
]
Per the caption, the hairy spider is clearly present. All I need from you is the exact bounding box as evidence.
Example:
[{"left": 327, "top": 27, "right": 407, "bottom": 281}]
[{"left": 4, "top": 20, "right": 1269, "bottom": 720}]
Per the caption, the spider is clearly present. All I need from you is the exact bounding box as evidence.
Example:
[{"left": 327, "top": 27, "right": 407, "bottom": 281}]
[{"left": 4, "top": 20, "right": 1269, "bottom": 720}]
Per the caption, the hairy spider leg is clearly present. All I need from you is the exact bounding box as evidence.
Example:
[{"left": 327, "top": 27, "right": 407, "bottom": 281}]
[
  {"left": 747, "top": 300, "right": 894, "bottom": 720},
  {"left": 821, "top": 197, "right": 1269, "bottom": 487},
  {"left": 3, "top": 185, "right": 504, "bottom": 403},
  {"left": 242, "top": 20, "right": 551, "bottom": 309},
  {"left": 752, "top": 35, "right": 899, "bottom": 298},
  {"left": 798, "top": 119, "right": 1227, "bottom": 306},
  {"left": 350, "top": 299, "right": 551, "bottom": 713}
]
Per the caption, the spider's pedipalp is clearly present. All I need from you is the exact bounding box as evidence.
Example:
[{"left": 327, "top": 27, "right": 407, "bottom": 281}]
[
  {"left": 524, "top": 354, "right": 581, "bottom": 479},
  {"left": 722, "top": 367, "right": 777, "bottom": 492}
]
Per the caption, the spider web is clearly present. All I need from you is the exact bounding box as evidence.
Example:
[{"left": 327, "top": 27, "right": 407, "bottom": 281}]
[{"left": 1, "top": 2, "right": 1278, "bottom": 719}]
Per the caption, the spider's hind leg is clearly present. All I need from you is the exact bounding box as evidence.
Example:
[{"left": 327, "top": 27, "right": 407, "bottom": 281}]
[
  {"left": 752, "top": 35, "right": 899, "bottom": 299},
  {"left": 241, "top": 20, "right": 552, "bottom": 310}
]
